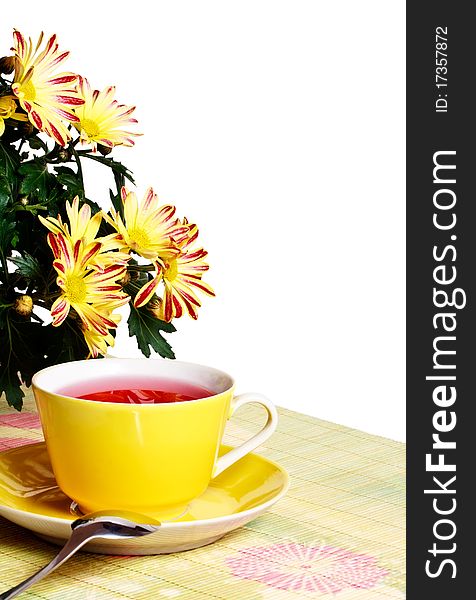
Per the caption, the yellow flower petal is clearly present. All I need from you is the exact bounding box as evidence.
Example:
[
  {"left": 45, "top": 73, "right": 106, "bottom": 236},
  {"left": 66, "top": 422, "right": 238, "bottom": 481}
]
[
  {"left": 105, "top": 186, "right": 183, "bottom": 261},
  {"left": 73, "top": 77, "right": 141, "bottom": 150},
  {"left": 11, "top": 30, "right": 84, "bottom": 146}
]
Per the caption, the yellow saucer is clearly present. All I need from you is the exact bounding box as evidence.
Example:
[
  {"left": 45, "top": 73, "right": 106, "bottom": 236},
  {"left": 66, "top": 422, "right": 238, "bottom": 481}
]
[{"left": 0, "top": 442, "right": 288, "bottom": 555}]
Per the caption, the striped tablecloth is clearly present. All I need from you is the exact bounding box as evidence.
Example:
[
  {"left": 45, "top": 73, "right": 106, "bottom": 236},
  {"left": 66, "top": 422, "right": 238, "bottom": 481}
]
[{"left": 0, "top": 391, "right": 405, "bottom": 599}]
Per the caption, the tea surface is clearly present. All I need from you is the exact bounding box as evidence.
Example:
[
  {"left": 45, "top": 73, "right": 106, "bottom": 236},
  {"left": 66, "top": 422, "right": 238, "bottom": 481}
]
[{"left": 59, "top": 378, "right": 213, "bottom": 404}]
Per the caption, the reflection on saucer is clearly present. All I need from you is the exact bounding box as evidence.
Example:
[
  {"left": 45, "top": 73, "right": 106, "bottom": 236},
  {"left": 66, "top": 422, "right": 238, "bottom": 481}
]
[
  {"left": 0, "top": 442, "right": 288, "bottom": 555},
  {"left": 69, "top": 501, "right": 190, "bottom": 523}
]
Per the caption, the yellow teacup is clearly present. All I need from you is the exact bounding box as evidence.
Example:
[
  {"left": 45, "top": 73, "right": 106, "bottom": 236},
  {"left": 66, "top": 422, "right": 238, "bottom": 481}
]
[{"left": 31, "top": 359, "right": 278, "bottom": 518}]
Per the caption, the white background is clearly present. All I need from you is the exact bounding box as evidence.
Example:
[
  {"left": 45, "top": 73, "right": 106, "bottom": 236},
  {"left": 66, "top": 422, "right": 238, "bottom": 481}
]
[{"left": 2, "top": 0, "right": 405, "bottom": 440}]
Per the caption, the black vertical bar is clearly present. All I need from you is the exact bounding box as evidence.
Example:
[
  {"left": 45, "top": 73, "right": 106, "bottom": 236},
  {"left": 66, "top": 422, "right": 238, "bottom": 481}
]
[{"left": 407, "top": 3, "right": 475, "bottom": 598}]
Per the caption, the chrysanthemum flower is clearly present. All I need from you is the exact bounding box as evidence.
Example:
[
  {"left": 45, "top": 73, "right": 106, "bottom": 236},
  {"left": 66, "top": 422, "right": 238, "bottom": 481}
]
[
  {"left": 39, "top": 196, "right": 101, "bottom": 244},
  {"left": 73, "top": 77, "right": 141, "bottom": 150},
  {"left": 82, "top": 309, "right": 120, "bottom": 358},
  {"left": 47, "top": 232, "right": 129, "bottom": 355},
  {"left": 0, "top": 95, "right": 28, "bottom": 136},
  {"left": 134, "top": 220, "right": 215, "bottom": 320},
  {"left": 39, "top": 196, "right": 130, "bottom": 269},
  {"left": 11, "top": 30, "right": 84, "bottom": 146},
  {"left": 103, "top": 186, "right": 188, "bottom": 261}
]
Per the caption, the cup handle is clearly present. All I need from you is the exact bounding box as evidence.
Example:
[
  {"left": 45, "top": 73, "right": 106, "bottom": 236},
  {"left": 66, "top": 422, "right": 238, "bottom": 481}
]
[{"left": 212, "top": 392, "right": 278, "bottom": 478}]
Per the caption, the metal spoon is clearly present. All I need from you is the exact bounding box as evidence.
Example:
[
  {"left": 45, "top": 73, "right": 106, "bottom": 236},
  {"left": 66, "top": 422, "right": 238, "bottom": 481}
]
[{"left": 0, "top": 511, "right": 161, "bottom": 599}]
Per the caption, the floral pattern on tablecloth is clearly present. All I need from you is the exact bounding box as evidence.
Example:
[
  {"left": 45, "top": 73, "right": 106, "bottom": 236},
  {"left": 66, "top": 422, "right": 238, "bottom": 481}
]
[{"left": 226, "top": 542, "right": 389, "bottom": 595}]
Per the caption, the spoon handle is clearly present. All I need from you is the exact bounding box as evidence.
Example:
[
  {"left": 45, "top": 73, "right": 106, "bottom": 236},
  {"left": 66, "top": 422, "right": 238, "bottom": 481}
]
[{"left": 0, "top": 522, "right": 101, "bottom": 599}]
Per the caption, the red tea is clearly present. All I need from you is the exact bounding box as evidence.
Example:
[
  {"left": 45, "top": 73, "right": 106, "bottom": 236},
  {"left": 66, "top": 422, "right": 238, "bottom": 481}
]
[{"left": 59, "top": 377, "right": 213, "bottom": 404}]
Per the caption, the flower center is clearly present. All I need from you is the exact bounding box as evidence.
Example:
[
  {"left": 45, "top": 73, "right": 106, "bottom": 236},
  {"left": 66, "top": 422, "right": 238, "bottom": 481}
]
[
  {"left": 127, "top": 227, "right": 151, "bottom": 252},
  {"left": 64, "top": 274, "right": 87, "bottom": 304},
  {"left": 20, "top": 80, "right": 36, "bottom": 102},
  {"left": 81, "top": 118, "right": 101, "bottom": 138},
  {"left": 164, "top": 260, "right": 178, "bottom": 282}
]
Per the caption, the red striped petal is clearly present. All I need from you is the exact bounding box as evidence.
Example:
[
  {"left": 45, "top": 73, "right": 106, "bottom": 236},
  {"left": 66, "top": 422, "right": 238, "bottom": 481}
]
[
  {"left": 173, "top": 295, "right": 183, "bottom": 318},
  {"left": 97, "top": 138, "right": 114, "bottom": 147},
  {"left": 51, "top": 298, "right": 70, "bottom": 326},
  {"left": 50, "top": 51, "right": 70, "bottom": 67},
  {"left": 48, "top": 122, "right": 66, "bottom": 146},
  {"left": 53, "top": 95, "right": 84, "bottom": 106},
  {"left": 187, "top": 226, "right": 199, "bottom": 245},
  {"left": 178, "top": 288, "right": 200, "bottom": 307},
  {"left": 52, "top": 310, "right": 69, "bottom": 327},
  {"left": 73, "top": 240, "right": 81, "bottom": 262},
  {"left": 143, "top": 187, "right": 155, "bottom": 210},
  {"left": 52, "top": 259, "right": 65, "bottom": 274},
  {"left": 184, "top": 265, "right": 209, "bottom": 273},
  {"left": 100, "top": 263, "right": 124, "bottom": 276},
  {"left": 179, "top": 292, "right": 198, "bottom": 320},
  {"left": 44, "top": 34, "right": 56, "bottom": 54},
  {"left": 31, "top": 111, "right": 43, "bottom": 129},
  {"left": 95, "top": 285, "right": 122, "bottom": 292},
  {"left": 13, "top": 30, "right": 26, "bottom": 54},
  {"left": 134, "top": 276, "right": 161, "bottom": 308},
  {"left": 98, "top": 314, "right": 117, "bottom": 329},
  {"left": 182, "top": 278, "right": 215, "bottom": 296},
  {"left": 47, "top": 233, "right": 60, "bottom": 259},
  {"left": 88, "top": 320, "right": 108, "bottom": 335},
  {"left": 54, "top": 107, "right": 80, "bottom": 122},
  {"left": 183, "top": 249, "right": 208, "bottom": 261},
  {"left": 47, "top": 75, "right": 77, "bottom": 85},
  {"left": 51, "top": 298, "right": 67, "bottom": 316},
  {"left": 163, "top": 291, "right": 174, "bottom": 322},
  {"left": 158, "top": 205, "right": 176, "bottom": 220},
  {"left": 56, "top": 234, "right": 72, "bottom": 267},
  {"left": 79, "top": 242, "right": 101, "bottom": 268}
]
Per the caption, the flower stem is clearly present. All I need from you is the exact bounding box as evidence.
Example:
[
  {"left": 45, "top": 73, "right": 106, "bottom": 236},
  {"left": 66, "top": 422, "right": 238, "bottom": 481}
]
[
  {"left": 127, "top": 265, "right": 156, "bottom": 272},
  {"left": 0, "top": 249, "right": 9, "bottom": 285},
  {"left": 71, "top": 147, "right": 85, "bottom": 196}
]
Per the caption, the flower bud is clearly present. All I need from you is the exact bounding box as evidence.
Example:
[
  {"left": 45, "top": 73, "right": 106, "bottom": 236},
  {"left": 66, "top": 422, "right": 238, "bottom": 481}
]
[
  {"left": 147, "top": 297, "right": 165, "bottom": 320},
  {"left": 0, "top": 56, "right": 15, "bottom": 74},
  {"left": 148, "top": 297, "right": 161, "bottom": 310},
  {"left": 14, "top": 295, "right": 33, "bottom": 317},
  {"left": 98, "top": 143, "right": 112, "bottom": 156},
  {"left": 19, "top": 121, "right": 34, "bottom": 137},
  {"left": 57, "top": 148, "right": 72, "bottom": 162}
]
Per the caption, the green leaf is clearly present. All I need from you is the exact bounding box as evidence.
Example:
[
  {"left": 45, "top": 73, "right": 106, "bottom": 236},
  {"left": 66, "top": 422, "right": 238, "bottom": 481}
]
[
  {"left": 0, "top": 173, "right": 18, "bottom": 254},
  {"left": 0, "top": 210, "right": 16, "bottom": 253},
  {"left": 27, "top": 135, "right": 49, "bottom": 152},
  {"left": 9, "top": 252, "right": 43, "bottom": 281},
  {"left": 54, "top": 165, "right": 84, "bottom": 200},
  {"left": 47, "top": 319, "right": 89, "bottom": 364},
  {"left": 78, "top": 152, "right": 135, "bottom": 184},
  {"left": 39, "top": 186, "right": 63, "bottom": 214},
  {"left": 128, "top": 304, "right": 176, "bottom": 359},
  {"left": 0, "top": 305, "right": 8, "bottom": 329},
  {"left": 109, "top": 188, "right": 124, "bottom": 217},
  {"left": 0, "top": 368, "right": 24, "bottom": 410},
  {"left": 19, "top": 160, "right": 54, "bottom": 200},
  {"left": 0, "top": 173, "right": 14, "bottom": 211},
  {"left": 0, "top": 141, "right": 19, "bottom": 181}
]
